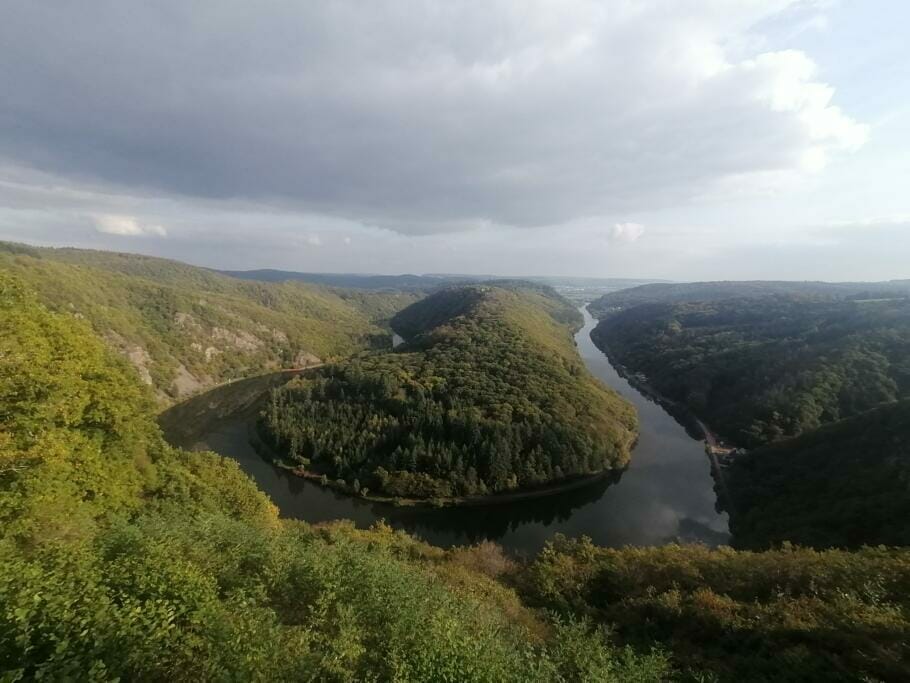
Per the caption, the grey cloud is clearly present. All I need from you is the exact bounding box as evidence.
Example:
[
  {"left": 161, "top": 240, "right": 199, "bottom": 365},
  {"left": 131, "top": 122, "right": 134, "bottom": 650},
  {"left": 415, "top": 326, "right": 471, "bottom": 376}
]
[{"left": 1, "top": 1, "right": 864, "bottom": 233}]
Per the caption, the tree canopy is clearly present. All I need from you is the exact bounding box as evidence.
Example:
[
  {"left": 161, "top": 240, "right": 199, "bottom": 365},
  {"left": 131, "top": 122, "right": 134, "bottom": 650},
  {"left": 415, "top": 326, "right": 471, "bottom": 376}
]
[
  {"left": 724, "top": 399, "right": 910, "bottom": 550},
  {"left": 591, "top": 296, "right": 910, "bottom": 447}
]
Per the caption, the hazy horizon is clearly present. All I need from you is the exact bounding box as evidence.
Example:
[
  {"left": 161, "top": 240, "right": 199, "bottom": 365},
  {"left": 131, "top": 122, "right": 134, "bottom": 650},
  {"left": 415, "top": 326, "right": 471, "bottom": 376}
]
[{"left": 2, "top": 2, "right": 907, "bottom": 281}]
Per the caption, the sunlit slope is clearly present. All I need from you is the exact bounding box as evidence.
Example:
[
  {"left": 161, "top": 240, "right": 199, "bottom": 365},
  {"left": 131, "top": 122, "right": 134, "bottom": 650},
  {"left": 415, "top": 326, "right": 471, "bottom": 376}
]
[
  {"left": 0, "top": 242, "right": 417, "bottom": 401},
  {"left": 260, "top": 283, "right": 638, "bottom": 500}
]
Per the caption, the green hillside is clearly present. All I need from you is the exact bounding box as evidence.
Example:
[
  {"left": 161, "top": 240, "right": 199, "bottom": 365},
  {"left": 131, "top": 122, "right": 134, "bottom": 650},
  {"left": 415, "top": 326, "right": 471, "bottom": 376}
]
[
  {"left": 724, "top": 399, "right": 910, "bottom": 550},
  {"left": 589, "top": 279, "right": 910, "bottom": 316},
  {"left": 590, "top": 296, "right": 910, "bottom": 447},
  {"left": 259, "top": 283, "right": 637, "bottom": 501},
  {"left": 0, "top": 242, "right": 418, "bottom": 402}
]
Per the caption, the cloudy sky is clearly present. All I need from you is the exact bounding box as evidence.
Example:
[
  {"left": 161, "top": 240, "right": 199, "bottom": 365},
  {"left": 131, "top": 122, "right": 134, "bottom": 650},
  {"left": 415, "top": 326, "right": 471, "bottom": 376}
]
[{"left": 1, "top": 1, "right": 907, "bottom": 280}]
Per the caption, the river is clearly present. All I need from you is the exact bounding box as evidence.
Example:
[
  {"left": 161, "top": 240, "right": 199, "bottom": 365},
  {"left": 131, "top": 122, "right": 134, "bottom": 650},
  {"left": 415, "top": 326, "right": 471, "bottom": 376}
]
[{"left": 163, "top": 306, "right": 728, "bottom": 556}]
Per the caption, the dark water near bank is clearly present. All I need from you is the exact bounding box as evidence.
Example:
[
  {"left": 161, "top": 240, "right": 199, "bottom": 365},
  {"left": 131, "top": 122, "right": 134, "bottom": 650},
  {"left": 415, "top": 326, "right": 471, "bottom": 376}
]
[{"left": 173, "top": 307, "right": 728, "bottom": 555}]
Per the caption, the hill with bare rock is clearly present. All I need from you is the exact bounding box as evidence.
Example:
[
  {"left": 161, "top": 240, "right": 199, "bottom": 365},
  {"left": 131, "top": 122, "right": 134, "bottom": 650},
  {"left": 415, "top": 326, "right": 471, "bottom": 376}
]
[{"left": 0, "top": 242, "right": 418, "bottom": 402}]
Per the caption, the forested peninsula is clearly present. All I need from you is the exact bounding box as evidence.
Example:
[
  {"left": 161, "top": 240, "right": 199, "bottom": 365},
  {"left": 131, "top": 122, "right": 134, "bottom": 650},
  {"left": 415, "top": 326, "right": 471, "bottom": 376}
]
[{"left": 258, "top": 283, "right": 638, "bottom": 502}]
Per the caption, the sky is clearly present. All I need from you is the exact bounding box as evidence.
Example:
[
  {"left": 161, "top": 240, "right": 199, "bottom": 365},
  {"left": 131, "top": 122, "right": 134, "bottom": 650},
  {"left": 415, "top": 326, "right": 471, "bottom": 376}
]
[{"left": 1, "top": 1, "right": 907, "bottom": 281}]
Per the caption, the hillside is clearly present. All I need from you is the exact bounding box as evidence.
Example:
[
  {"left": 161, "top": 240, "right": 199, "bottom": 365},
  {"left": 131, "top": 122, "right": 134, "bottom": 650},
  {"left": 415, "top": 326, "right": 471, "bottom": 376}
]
[
  {"left": 4, "top": 273, "right": 910, "bottom": 681},
  {"left": 724, "top": 399, "right": 910, "bottom": 550},
  {"left": 0, "top": 242, "right": 419, "bottom": 402},
  {"left": 590, "top": 296, "right": 910, "bottom": 447},
  {"left": 589, "top": 279, "right": 910, "bottom": 316},
  {"left": 258, "top": 283, "right": 637, "bottom": 501},
  {"left": 221, "top": 268, "right": 467, "bottom": 291}
]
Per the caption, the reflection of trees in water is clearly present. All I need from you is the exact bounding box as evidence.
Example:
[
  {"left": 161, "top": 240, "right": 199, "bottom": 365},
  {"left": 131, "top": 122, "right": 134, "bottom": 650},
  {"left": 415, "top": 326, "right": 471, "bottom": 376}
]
[
  {"left": 671, "top": 517, "right": 729, "bottom": 547},
  {"left": 379, "top": 470, "right": 623, "bottom": 547},
  {"left": 159, "top": 371, "right": 301, "bottom": 447}
]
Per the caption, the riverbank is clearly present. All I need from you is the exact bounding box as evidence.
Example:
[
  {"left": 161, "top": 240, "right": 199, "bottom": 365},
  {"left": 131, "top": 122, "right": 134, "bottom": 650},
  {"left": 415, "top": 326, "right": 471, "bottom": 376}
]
[
  {"left": 587, "top": 331, "right": 714, "bottom": 441},
  {"left": 586, "top": 316, "right": 739, "bottom": 515}
]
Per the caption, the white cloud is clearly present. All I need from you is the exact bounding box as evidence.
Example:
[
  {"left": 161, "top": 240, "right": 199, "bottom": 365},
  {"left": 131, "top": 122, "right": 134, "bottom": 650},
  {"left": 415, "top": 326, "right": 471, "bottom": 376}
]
[
  {"left": 93, "top": 214, "right": 166, "bottom": 237},
  {"left": 304, "top": 234, "right": 323, "bottom": 246},
  {"left": 609, "top": 223, "right": 645, "bottom": 244}
]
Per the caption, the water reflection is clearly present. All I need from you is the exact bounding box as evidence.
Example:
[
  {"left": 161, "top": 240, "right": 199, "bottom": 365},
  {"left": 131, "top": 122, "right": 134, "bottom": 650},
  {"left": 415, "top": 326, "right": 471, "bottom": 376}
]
[{"left": 163, "top": 306, "right": 729, "bottom": 554}]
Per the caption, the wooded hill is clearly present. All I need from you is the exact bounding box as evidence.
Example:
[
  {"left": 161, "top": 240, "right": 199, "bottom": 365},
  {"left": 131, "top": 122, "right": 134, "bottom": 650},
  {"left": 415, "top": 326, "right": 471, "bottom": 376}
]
[
  {"left": 590, "top": 296, "right": 910, "bottom": 447},
  {"left": 589, "top": 279, "right": 910, "bottom": 316},
  {"left": 0, "top": 242, "right": 418, "bottom": 402},
  {"left": 259, "top": 283, "right": 638, "bottom": 500}
]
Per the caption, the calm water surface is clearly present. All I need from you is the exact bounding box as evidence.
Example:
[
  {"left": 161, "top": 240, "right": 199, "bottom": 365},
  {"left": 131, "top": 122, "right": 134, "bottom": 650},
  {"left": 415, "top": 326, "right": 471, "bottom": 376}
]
[{"left": 177, "top": 306, "right": 729, "bottom": 555}]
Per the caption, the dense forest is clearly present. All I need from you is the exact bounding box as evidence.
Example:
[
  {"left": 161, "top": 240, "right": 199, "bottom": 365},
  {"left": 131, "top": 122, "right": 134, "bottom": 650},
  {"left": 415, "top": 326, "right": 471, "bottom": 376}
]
[
  {"left": 724, "top": 399, "right": 910, "bottom": 550},
  {"left": 589, "top": 279, "right": 910, "bottom": 316},
  {"left": 590, "top": 296, "right": 910, "bottom": 447},
  {"left": 259, "top": 284, "right": 638, "bottom": 500},
  {"left": 4, "top": 272, "right": 910, "bottom": 680},
  {"left": 0, "top": 242, "right": 418, "bottom": 401}
]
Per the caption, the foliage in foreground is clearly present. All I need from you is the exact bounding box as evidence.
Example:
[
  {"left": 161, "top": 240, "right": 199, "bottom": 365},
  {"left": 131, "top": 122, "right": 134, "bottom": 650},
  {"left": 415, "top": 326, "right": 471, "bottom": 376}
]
[
  {"left": 259, "top": 284, "right": 637, "bottom": 499},
  {"left": 520, "top": 536, "right": 910, "bottom": 682}
]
